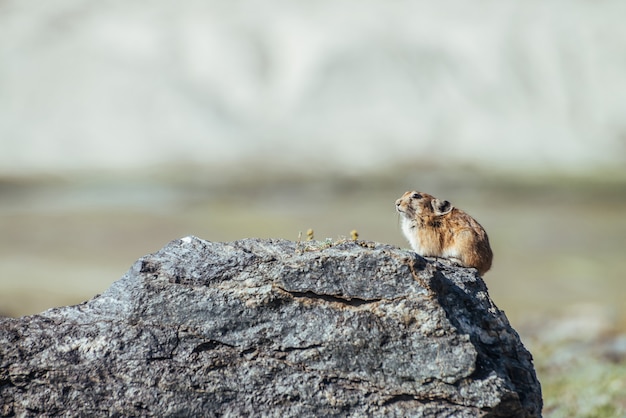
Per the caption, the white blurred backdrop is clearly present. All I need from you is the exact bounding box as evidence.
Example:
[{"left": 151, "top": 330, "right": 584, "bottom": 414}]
[{"left": 1, "top": 0, "right": 625, "bottom": 176}]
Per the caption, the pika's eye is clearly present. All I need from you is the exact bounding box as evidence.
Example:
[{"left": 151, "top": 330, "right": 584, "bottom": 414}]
[{"left": 411, "top": 193, "right": 422, "bottom": 199}]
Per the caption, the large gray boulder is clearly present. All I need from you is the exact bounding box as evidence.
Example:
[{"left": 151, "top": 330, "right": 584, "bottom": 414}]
[{"left": 0, "top": 237, "right": 542, "bottom": 417}]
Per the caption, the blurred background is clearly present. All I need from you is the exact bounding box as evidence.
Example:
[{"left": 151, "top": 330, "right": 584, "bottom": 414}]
[{"left": 1, "top": 0, "right": 626, "bottom": 414}]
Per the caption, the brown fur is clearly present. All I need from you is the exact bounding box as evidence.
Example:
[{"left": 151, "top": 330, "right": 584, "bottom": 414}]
[{"left": 395, "top": 191, "right": 493, "bottom": 275}]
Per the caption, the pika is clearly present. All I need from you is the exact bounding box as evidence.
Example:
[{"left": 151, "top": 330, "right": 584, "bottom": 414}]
[{"left": 395, "top": 191, "right": 493, "bottom": 275}]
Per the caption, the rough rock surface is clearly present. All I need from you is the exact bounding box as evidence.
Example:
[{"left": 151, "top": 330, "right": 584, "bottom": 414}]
[{"left": 0, "top": 237, "right": 542, "bottom": 417}]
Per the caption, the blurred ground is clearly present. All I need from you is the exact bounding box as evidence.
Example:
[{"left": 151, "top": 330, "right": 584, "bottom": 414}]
[
  {"left": 2, "top": 166, "right": 625, "bottom": 325},
  {"left": 1, "top": 166, "right": 626, "bottom": 416}
]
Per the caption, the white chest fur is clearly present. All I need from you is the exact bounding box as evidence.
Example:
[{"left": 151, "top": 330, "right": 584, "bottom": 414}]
[{"left": 400, "top": 217, "right": 426, "bottom": 255}]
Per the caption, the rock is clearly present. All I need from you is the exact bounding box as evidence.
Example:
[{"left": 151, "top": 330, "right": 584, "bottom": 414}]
[{"left": 0, "top": 237, "right": 542, "bottom": 417}]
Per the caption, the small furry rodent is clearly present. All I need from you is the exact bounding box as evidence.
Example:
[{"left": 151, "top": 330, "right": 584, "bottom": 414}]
[{"left": 395, "top": 191, "right": 493, "bottom": 275}]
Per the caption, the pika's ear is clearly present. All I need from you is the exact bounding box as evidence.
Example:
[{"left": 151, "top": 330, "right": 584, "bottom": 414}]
[{"left": 432, "top": 199, "right": 453, "bottom": 215}]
